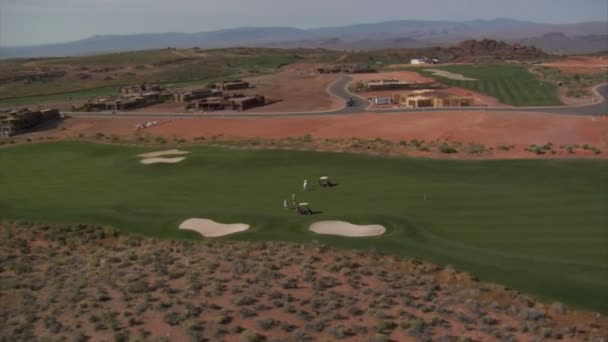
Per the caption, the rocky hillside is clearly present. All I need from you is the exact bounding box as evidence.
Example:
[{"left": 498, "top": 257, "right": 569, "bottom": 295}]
[
  {"left": 1, "top": 222, "right": 606, "bottom": 341},
  {"left": 446, "top": 39, "right": 548, "bottom": 62}
]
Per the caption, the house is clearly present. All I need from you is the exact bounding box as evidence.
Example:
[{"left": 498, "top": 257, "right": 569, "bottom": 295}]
[
  {"left": 215, "top": 80, "right": 249, "bottom": 91},
  {"left": 0, "top": 108, "right": 60, "bottom": 137},
  {"left": 392, "top": 92, "right": 475, "bottom": 108},
  {"left": 173, "top": 88, "right": 217, "bottom": 103},
  {"left": 403, "top": 95, "right": 434, "bottom": 108},
  {"left": 230, "top": 95, "right": 266, "bottom": 111},
  {"left": 432, "top": 96, "right": 474, "bottom": 107}
]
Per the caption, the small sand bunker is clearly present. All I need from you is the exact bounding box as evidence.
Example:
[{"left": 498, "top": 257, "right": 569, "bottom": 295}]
[
  {"left": 309, "top": 221, "right": 386, "bottom": 237},
  {"left": 138, "top": 149, "right": 190, "bottom": 158},
  {"left": 179, "top": 218, "right": 250, "bottom": 237},
  {"left": 424, "top": 69, "right": 477, "bottom": 81},
  {"left": 140, "top": 157, "right": 187, "bottom": 164}
]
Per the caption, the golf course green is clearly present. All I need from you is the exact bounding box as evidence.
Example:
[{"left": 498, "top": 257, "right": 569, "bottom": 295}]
[{"left": 1, "top": 141, "right": 607, "bottom": 313}]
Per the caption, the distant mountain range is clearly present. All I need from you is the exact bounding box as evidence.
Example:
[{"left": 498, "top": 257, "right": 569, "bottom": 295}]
[{"left": 1, "top": 18, "right": 607, "bottom": 59}]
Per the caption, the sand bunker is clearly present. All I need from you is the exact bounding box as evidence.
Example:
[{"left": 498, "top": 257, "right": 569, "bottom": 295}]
[
  {"left": 179, "top": 218, "right": 250, "bottom": 237},
  {"left": 309, "top": 221, "right": 386, "bottom": 237},
  {"left": 137, "top": 149, "right": 190, "bottom": 158},
  {"left": 140, "top": 157, "right": 187, "bottom": 164},
  {"left": 424, "top": 69, "right": 477, "bottom": 81}
]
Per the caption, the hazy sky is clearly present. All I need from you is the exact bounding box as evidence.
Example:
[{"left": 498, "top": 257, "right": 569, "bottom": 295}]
[{"left": 1, "top": 0, "right": 607, "bottom": 46}]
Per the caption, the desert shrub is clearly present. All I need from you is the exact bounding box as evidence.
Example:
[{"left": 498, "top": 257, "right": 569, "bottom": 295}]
[
  {"left": 331, "top": 325, "right": 353, "bottom": 339},
  {"left": 301, "top": 134, "right": 313, "bottom": 143},
  {"left": 239, "top": 307, "right": 258, "bottom": 318},
  {"left": 280, "top": 322, "right": 297, "bottom": 333},
  {"left": 439, "top": 143, "right": 457, "bottom": 154},
  {"left": 233, "top": 295, "right": 257, "bottom": 306},
  {"left": 155, "top": 137, "right": 166, "bottom": 144},
  {"left": 163, "top": 312, "right": 182, "bottom": 326},
  {"left": 94, "top": 133, "right": 105, "bottom": 139},
  {"left": 369, "top": 334, "right": 390, "bottom": 342},
  {"left": 214, "top": 314, "right": 231, "bottom": 325},
  {"left": 465, "top": 143, "right": 487, "bottom": 154},
  {"left": 520, "top": 308, "right": 544, "bottom": 321},
  {"left": 239, "top": 330, "right": 264, "bottom": 342},
  {"left": 408, "top": 318, "right": 428, "bottom": 335},
  {"left": 409, "top": 139, "right": 423, "bottom": 147},
  {"left": 376, "top": 320, "right": 397, "bottom": 333},
  {"left": 255, "top": 318, "right": 277, "bottom": 331},
  {"left": 305, "top": 320, "right": 327, "bottom": 332}
]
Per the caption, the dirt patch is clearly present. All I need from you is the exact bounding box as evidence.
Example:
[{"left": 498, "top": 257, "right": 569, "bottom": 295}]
[
  {"left": 179, "top": 218, "right": 249, "bottom": 237},
  {"left": 140, "top": 157, "right": 186, "bottom": 164},
  {"left": 309, "top": 221, "right": 386, "bottom": 237},
  {"left": 542, "top": 57, "right": 608, "bottom": 75},
  {"left": 137, "top": 149, "right": 189, "bottom": 158},
  {"left": 41, "top": 112, "right": 608, "bottom": 159},
  {"left": 424, "top": 69, "right": 477, "bottom": 81}
]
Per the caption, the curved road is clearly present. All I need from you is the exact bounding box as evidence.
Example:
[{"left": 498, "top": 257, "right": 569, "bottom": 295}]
[{"left": 63, "top": 76, "right": 608, "bottom": 118}]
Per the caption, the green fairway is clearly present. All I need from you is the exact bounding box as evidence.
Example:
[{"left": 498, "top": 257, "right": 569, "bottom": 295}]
[
  {"left": 1, "top": 142, "right": 607, "bottom": 313},
  {"left": 417, "top": 64, "right": 563, "bottom": 107}
]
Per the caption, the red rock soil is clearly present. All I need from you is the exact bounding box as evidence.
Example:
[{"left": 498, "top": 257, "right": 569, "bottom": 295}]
[
  {"left": 50, "top": 111, "right": 608, "bottom": 159},
  {"left": 541, "top": 57, "right": 608, "bottom": 75}
]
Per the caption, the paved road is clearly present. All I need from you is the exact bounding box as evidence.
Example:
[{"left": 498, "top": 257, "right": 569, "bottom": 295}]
[{"left": 63, "top": 76, "right": 608, "bottom": 119}]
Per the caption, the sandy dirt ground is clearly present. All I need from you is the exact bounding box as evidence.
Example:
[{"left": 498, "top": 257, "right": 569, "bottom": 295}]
[
  {"left": 41, "top": 111, "right": 608, "bottom": 159},
  {"left": 244, "top": 64, "right": 343, "bottom": 113},
  {"left": 179, "top": 218, "right": 250, "bottom": 237},
  {"left": 140, "top": 157, "right": 187, "bottom": 164},
  {"left": 309, "top": 221, "right": 386, "bottom": 237},
  {"left": 542, "top": 57, "right": 608, "bottom": 75},
  {"left": 137, "top": 149, "right": 189, "bottom": 158}
]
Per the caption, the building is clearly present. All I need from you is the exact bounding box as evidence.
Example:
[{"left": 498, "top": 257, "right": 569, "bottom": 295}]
[
  {"left": 373, "top": 97, "right": 392, "bottom": 105},
  {"left": 173, "top": 88, "right": 218, "bottom": 103},
  {"left": 192, "top": 94, "right": 266, "bottom": 112},
  {"left": 230, "top": 95, "right": 266, "bottom": 111},
  {"left": 120, "top": 83, "right": 167, "bottom": 95},
  {"left": 0, "top": 108, "right": 60, "bottom": 137},
  {"left": 81, "top": 91, "right": 167, "bottom": 112},
  {"left": 402, "top": 95, "right": 434, "bottom": 108},
  {"left": 432, "top": 96, "right": 474, "bottom": 107},
  {"left": 392, "top": 92, "right": 475, "bottom": 108},
  {"left": 215, "top": 80, "right": 249, "bottom": 91}
]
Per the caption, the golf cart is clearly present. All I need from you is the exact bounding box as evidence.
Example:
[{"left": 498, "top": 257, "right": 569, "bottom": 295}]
[
  {"left": 318, "top": 176, "right": 334, "bottom": 188},
  {"left": 296, "top": 202, "right": 313, "bottom": 215}
]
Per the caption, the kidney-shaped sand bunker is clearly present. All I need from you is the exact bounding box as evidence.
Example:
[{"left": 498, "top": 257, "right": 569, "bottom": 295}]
[
  {"left": 309, "top": 221, "right": 386, "bottom": 237},
  {"left": 179, "top": 218, "right": 250, "bottom": 237},
  {"left": 137, "top": 149, "right": 190, "bottom": 164}
]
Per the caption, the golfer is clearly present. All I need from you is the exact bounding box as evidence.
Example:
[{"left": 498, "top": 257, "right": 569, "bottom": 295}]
[
  {"left": 303, "top": 179, "right": 308, "bottom": 191},
  {"left": 283, "top": 199, "right": 288, "bottom": 209},
  {"left": 291, "top": 193, "right": 296, "bottom": 204}
]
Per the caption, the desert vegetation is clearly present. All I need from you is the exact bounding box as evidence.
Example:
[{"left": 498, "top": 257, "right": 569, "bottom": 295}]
[{"left": 1, "top": 222, "right": 606, "bottom": 341}]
